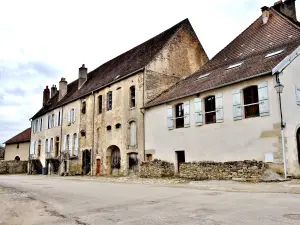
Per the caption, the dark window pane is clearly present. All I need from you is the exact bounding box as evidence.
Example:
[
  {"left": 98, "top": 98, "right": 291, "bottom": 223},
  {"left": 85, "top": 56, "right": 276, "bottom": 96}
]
[
  {"left": 98, "top": 95, "right": 102, "bottom": 114},
  {"left": 243, "top": 86, "right": 259, "bottom": 118},
  {"left": 175, "top": 103, "right": 184, "bottom": 128}
]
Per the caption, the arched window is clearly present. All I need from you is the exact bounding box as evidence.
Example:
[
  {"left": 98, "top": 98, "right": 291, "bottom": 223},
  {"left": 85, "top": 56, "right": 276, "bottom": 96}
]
[
  {"left": 130, "top": 86, "right": 136, "bottom": 108},
  {"left": 205, "top": 95, "right": 216, "bottom": 124},
  {"left": 175, "top": 103, "right": 184, "bottom": 128},
  {"left": 14, "top": 156, "right": 20, "bottom": 161},
  {"left": 81, "top": 102, "right": 86, "bottom": 114},
  {"left": 129, "top": 121, "right": 137, "bottom": 146},
  {"left": 243, "top": 86, "right": 259, "bottom": 118}
]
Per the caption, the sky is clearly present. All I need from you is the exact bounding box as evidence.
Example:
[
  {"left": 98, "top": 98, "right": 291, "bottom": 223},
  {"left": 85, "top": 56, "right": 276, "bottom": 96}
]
[{"left": 0, "top": 0, "right": 299, "bottom": 144}]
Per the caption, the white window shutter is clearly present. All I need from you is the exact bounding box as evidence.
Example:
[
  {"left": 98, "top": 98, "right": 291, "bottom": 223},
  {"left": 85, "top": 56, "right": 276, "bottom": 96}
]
[
  {"left": 194, "top": 98, "right": 203, "bottom": 126},
  {"left": 68, "top": 110, "right": 71, "bottom": 123},
  {"left": 215, "top": 93, "right": 224, "bottom": 123},
  {"left": 33, "top": 142, "right": 36, "bottom": 154},
  {"left": 130, "top": 122, "right": 137, "bottom": 146},
  {"left": 73, "top": 109, "right": 76, "bottom": 122},
  {"left": 47, "top": 138, "right": 50, "bottom": 153},
  {"left": 184, "top": 101, "right": 190, "bottom": 128},
  {"left": 75, "top": 135, "right": 79, "bottom": 150},
  {"left": 44, "top": 139, "right": 47, "bottom": 152},
  {"left": 167, "top": 105, "right": 174, "bottom": 130},
  {"left": 30, "top": 142, "right": 35, "bottom": 154},
  {"left": 258, "top": 81, "right": 269, "bottom": 117},
  {"left": 63, "top": 135, "right": 66, "bottom": 151},
  {"left": 296, "top": 85, "right": 300, "bottom": 106},
  {"left": 69, "top": 135, "right": 73, "bottom": 152},
  {"left": 59, "top": 111, "right": 62, "bottom": 126},
  {"left": 232, "top": 89, "right": 242, "bottom": 120},
  {"left": 52, "top": 138, "right": 54, "bottom": 152}
]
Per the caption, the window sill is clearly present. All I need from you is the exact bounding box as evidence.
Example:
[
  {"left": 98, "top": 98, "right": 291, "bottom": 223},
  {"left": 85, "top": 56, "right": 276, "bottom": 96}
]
[
  {"left": 127, "top": 145, "right": 138, "bottom": 149},
  {"left": 129, "top": 107, "right": 136, "bottom": 111}
]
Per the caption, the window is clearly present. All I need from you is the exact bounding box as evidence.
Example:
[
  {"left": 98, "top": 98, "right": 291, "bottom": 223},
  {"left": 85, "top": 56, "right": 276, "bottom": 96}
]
[
  {"left": 116, "top": 123, "right": 121, "bottom": 129},
  {"left": 58, "top": 111, "right": 61, "bottom": 126},
  {"left": 14, "top": 156, "right": 20, "bottom": 161},
  {"left": 81, "top": 102, "right": 86, "bottom": 114},
  {"left": 73, "top": 133, "right": 78, "bottom": 156},
  {"left": 50, "top": 138, "right": 54, "bottom": 152},
  {"left": 107, "top": 125, "right": 112, "bottom": 131},
  {"left": 130, "top": 86, "right": 135, "bottom": 108},
  {"left": 205, "top": 96, "right": 216, "bottom": 124},
  {"left": 37, "top": 140, "right": 41, "bottom": 157},
  {"left": 175, "top": 103, "right": 184, "bottom": 128},
  {"left": 48, "top": 115, "right": 51, "bottom": 129},
  {"left": 98, "top": 95, "right": 102, "bottom": 114},
  {"left": 51, "top": 114, "right": 55, "bottom": 127},
  {"left": 129, "top": 121, "right": 137, "bottom": 146},
  {"left": 107, "top": 91, "right": 112, "bottom": 110},
  {"left": 45, "top": 139, "right": 49, "bottom": 152},
  {"left": 243, "top": 86, "right": 259, "bottom": 118},
  {"left": 17, "top": 143, "right": 19, "bottom": 149},
  {"left": 40, "top": 118, "right": 43, "bottom": 131},
  {"left": 71, "top": 109, "right": 75, "bottom": 122},
  {"left": 66, "top": 135, "right": 70, "bottom": 151},
  {"left": 35, "top": 120, "right": 38, "bottom": 132},
  {"left": 146, "top": 154, "right": 152, "bottom": 161},
  {"left": 55, "top": 137, "right": 59, "bottom": 157}
]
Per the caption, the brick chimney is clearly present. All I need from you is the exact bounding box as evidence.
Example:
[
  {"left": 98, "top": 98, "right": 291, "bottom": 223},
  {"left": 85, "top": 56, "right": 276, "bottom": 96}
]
[
  {"left": 273, "top": 0, "right": 297, "bottom": 22},
  {"left": 51, "top": 85, "right": 58, "bottom": 98},
  {"left": 43, "top": 86, "right": 50, "bottom": 106},
  {"left": 59, "top": 78, "right": 68, "bottom": 101},
  {"left": 78, "top": 64, "right": 87, "bottom": 89},
  {"left": 261, "top": 6, "right": 270, "bottom": 24}
]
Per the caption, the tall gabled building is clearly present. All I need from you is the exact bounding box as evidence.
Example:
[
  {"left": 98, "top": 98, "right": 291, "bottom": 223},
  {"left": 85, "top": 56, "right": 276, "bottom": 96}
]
[
  {"left": 29, "top": 19, "right": 208, "bottom": 175},
  {"left": 144, "top": 0, "right": 300, "bottom": 177}
]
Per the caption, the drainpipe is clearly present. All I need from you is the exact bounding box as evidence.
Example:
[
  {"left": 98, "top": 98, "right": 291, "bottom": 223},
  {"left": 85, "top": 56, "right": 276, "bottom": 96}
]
[{"left": 91, "top": 91, "right": 95, "bottom": 175}]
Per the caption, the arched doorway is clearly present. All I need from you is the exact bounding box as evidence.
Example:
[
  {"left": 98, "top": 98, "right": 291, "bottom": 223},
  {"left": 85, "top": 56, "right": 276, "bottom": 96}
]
[
  {"left": 128, "top": 152, "right": 139, "bottom": 172},
  {"left": 14, "top": 156, "right": 20, "bottom": 161},
  {"left": 297, "top": 128, "right": 300, "bottom": 164},
  {"left": 106, "top": 145, "right": 121, "bottom": 175},
  {"left": 82, "top": 150, "right": 91, "bottom": 175}
]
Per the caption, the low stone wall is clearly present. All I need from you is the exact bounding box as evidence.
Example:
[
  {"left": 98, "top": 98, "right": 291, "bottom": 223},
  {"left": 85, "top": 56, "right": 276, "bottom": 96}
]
[
  {"left": 140, "top": 159, "right": 174, "bottom": 178},
  {"left": 179, "top": 160, "right": 268, "bottom": 182},
  {"left": 0, "top": 161, "right": 28, "bottom": 174}
]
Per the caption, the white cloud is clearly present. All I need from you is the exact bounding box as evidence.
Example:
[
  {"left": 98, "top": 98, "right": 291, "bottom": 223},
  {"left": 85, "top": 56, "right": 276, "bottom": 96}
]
[{"left": 0, "top": 0, "right": 299, "bottom": 143}]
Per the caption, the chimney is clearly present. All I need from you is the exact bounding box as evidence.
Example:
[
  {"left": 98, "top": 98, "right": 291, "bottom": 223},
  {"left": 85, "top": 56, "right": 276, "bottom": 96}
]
[
  {"left": 273, "top": 0, "right": 297, "bottom": 22},
  {"left": 261, "top": 6, "right": 270, "bottom": 24},
  {"left": 59, "top": 78, "right": 68, "bottom": 101},
  {"left": 78, "top": 64, "right": 87, "bottom": 89},
  {"left": 50, "top": 85, "right": 57, "bottom": 98},
  {"left": 43, "top": 86, "right": 50, "bottom": 106}
]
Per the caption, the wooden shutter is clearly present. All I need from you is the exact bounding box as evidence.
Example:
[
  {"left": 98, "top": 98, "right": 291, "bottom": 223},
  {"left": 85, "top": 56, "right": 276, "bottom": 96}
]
[
  {"left": 296, "top": 85, "right": 300, "bottom": 106},
  {"left": 184, "top": 101, "right": 190, "bottom": 128},
  {"left": 73, "top": 109, "right": 76, "bottom": 122},
  {"left": 47, "top": 138, "right": 50, "bottom": 153},
  {"left": 215, "top": 93, "right": 224, "bottom": 123},
  {"left": 63, "top": 135, "right": 66, "bottom": 151},
  {"left": 258, "top": 81, "right": 269, "bottom": 117},
  {"left": 167, "top": 105, "right": 174, "bottom": 130},
  {"left": 194, "top": 98, "right": 203, "bottom": 126},
  {"left": 44, "top": 139, "right": 47, "bottom": 152},
  {"left": 232, "top": 89, "right": 242, "bottom": 120},
  {"left": 75, "top": 135, "right": 79, "bottom": 151}
]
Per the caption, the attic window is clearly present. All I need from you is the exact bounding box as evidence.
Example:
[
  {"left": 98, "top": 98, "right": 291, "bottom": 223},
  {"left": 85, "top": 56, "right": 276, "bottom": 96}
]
[
  {"left": 265, "top": 49, "right": 284, "bottom": 58},
  {"left": 197, "top": 73, "right": 210, "bottom": 80},
  {"left": 227, "top": 62, "right": 243, "bottom": 70}
]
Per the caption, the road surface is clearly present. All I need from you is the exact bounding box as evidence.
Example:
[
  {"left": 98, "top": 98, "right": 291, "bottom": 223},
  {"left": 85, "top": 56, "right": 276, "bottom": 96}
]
[{"left": 0, "top": 175, "right": 300, "bottom": 225}]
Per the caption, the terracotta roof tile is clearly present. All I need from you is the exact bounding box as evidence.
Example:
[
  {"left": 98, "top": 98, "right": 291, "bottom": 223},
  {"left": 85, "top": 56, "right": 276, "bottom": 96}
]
[
  {"left": 4, "top": 128, "right": 31, "bottom": 145},
  {"left": 145, "top": 9, "right": 300, "bottom": 108}
]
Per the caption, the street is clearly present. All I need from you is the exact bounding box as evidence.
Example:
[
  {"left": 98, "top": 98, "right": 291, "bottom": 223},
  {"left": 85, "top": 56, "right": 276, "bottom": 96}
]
[{"left": 0, "top": 175, "right": 300, "bottom": 225}]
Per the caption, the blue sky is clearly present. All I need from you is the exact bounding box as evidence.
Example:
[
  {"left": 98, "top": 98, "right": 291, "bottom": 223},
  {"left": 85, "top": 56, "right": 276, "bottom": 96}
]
[{"left": 0, "top": 0, "right": 299, "bottom": 144}]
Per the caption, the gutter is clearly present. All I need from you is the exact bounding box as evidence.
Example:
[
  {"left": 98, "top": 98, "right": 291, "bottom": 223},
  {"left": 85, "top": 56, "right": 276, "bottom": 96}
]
[{"left": 144, "top": 70, "right": 272, "bottom": 109}]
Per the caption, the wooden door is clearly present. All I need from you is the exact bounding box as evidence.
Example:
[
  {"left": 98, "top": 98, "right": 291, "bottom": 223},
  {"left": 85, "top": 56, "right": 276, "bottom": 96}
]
[{"left": 96, "top": 159, "right": 101, "bottom": 175}]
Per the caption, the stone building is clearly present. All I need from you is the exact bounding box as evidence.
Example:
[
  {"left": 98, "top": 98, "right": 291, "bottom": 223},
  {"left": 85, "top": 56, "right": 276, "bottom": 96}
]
[
  {"left": 3, "top": 128, "right": 31, "bottom": 161},
  {"left": 29, "top": 19, "right": 208, "bottom": 175},
  {"left": 144, "top": 1, "right": 300, "bottom": 177}
]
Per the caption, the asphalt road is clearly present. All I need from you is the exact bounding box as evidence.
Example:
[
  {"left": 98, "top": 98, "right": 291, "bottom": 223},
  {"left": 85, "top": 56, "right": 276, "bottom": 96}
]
[{"left": 0, "top": 175, "right": 300, "bottom": 225}]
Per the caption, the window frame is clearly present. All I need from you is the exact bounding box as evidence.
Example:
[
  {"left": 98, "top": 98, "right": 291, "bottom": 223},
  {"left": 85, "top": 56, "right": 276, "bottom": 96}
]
[
  {"left": 81, "top": 102, "right": 86, "bottom": 114},
  {"left": 204, "top": 95, "right": 216, "bottom": 124},
  {"left": 98, "top": 95, "right": 103, "bottom": 114},
  {"left": 129, "top": 86, "right": 136, "bottom": 108},
  {"left": 175, "top": 103, "right": 184, "bottom": 129},
  {"left": 243, "top": 85, "right": 260, "bottom": 119},
  {"left": 107, "top": 91, "right": 112, "bottom": 111}
]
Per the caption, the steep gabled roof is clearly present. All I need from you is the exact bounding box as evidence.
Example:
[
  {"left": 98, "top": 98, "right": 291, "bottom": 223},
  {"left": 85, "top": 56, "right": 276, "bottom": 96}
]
[
  {"left": 32, "top": 19, "right": 191, "bottom": 119},
  {"left": 4, "top": 128, "right": 31, "bottom": 145},
  {"left": 145, "top": 8, "right": 300, "bottom": 108}
]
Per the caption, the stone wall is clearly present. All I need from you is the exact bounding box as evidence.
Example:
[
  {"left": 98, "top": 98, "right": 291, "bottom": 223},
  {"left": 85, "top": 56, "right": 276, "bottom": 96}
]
[
  {"left": 0, "top": 161, "right": 28, "bottom": 174},
  {"left": 69, "top": 158, "right": 81, "bottom": 175},
  {"left": 179, "top": 160, "right": 268, "bottom": 182},
  {"left": 140, "top": 159, "right": 174, "bottom": 178}
]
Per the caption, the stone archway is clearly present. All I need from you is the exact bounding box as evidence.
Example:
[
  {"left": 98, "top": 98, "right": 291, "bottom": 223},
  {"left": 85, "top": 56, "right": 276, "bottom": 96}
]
[{"left": 106, "top": 145, "right": 121, "bottom": 176}]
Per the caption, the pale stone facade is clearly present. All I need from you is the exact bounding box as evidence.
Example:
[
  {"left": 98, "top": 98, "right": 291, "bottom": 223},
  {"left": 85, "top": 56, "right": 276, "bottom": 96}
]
[
  {"left": 4, "top": 142, "right": 29, "bottom": 161},
  {"left": 145, "top": 55, "right": 300, "bottom": 177}
]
